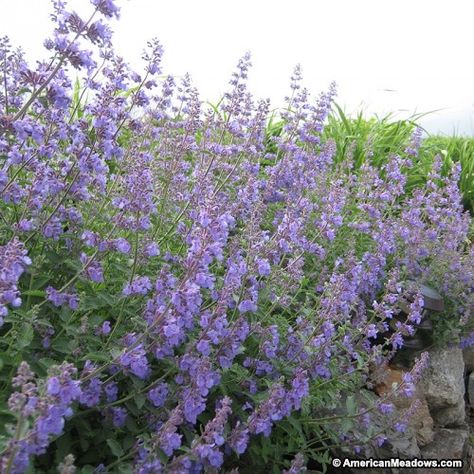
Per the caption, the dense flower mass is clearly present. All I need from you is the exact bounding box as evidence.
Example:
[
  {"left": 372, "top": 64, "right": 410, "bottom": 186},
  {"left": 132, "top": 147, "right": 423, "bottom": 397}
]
[
  {"left": 0, "top": 238, "right": 31, "bottom": 325},
  {"left": 0, "top": 0, "right": 472, "bottom": 472}
]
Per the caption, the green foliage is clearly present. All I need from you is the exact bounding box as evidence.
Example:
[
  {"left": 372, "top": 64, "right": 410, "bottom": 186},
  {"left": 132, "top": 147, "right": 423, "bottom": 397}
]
[
  {"left": 323, "top": 104, "right": 418, "bottom": 168},
  {"left": 421, "top": 135, "right": 474, "bottom": 213}
]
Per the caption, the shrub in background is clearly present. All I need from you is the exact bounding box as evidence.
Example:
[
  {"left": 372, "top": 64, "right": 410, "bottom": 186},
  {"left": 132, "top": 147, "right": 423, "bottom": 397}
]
[{"left": 0, "top": 1, "right": 473, "bottom": 473}]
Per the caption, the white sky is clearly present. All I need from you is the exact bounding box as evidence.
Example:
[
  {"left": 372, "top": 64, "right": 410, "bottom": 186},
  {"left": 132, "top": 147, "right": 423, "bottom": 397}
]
[{"left": 1, "top": 0, "right": 474, "bottom": 135}]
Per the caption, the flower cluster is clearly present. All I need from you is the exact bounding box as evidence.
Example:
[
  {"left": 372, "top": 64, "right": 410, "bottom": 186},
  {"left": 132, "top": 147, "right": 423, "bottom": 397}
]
[
  {"left": 1, "top": 363, "right": 81, "bottom": 473},
  {"left": 0, "top": 238, "right": 31, "bottom": 325}
]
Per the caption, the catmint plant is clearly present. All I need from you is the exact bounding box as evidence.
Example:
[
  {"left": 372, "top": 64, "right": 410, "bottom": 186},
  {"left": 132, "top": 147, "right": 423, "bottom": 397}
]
[{"left": 0, "top": 0, "right": 472, "bottom": 472}]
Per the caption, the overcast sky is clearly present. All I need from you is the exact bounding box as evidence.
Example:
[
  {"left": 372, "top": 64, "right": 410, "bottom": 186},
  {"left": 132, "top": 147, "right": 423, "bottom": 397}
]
[{"left": 2, "top": 0, "right": 473, "bottom": 135}]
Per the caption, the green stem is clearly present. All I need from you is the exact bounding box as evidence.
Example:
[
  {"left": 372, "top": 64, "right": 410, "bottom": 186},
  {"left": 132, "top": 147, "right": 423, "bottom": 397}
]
[{"left": 4, "top": 414, "right": 24, "bottom": 474}]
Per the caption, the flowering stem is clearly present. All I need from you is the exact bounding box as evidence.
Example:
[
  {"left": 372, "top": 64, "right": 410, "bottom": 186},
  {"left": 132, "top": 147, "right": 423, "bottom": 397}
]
[
  {"left": 106, "top": 214, "right": 140, "bottom": 345},
  {"left": 4, "top": 414, "right": 24, "bottom": 474},
  {"left": 13, "top": 6, "right": 99, "bottom": 120}
]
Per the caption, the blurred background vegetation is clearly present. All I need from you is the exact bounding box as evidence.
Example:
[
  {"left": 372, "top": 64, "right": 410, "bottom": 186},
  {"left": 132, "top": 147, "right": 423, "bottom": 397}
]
[{"left": 265, "top": 105, "right": 474, "bottom": 215}]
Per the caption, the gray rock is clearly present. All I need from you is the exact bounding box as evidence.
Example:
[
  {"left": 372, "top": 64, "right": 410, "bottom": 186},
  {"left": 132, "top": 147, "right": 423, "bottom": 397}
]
[
  {"left": 468, "top": 371, "right": 474, "bottom": 406},
  {"left": 421, "top": 346, "right": 465, "bottom": 409},
  {"left": 431, "top": 397, "right": 466, "bottom": 427},
  {"left": 409, "top": 396, "right": 435, "bottom": 446},
  {"left": 463, "top": 347, "right": 474, "bottom": 373},
  {"left": 380, "top": 427, "right": 421, "bottom": 459},
  {"left": 421, "top": 428, "right": 468, "bottom": 469}
]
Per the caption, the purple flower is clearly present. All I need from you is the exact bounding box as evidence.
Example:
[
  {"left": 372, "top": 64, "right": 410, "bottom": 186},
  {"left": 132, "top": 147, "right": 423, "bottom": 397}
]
[
  {"left": 37, "top": 405, "right": 66, "bottom": 436},
  {"left": 67, "top": 294, "right": 79, "bottom": 310},
  {"left": 101, "top": 320, "right": 111, "bottom": 335},
  {"left": 378, "top": 402, "right": 394, "bottom": 415},
  {"left": 114, "top": 237, "right": 131, "bottom": 254},
  {"left": 5, "top": 363, "right": 81, "bottom": 467},
  {"left": 122, "top": 276, "right": 152, "bottom": 296},
  {"left": 80, "top": 378, "right": 102, "bottom": 407},
  {"left": 46, "top": 287, "right": 78, "bottom": 310},
  {"left": 201, "top": 397, "right": 232, "bottom": 446},
  {"left": 394, "top": 421, "right": 407, "bottom": 433},
  {"left": 1, "top": 9, "right": 473, "bottom": 471},
  {"left": 256, "top": 258, "right": 271, "bottom": 276},
  {"left": 248, "top": 383, "right": 291, "bottom": 437},
  {"left": 145, "top": 242, "right": 160, "bottom": 257},
  {"left": 460, "top": 332, "right": 474, "bottom": 349},
  {"left": 154, "top": 407, "right": 184, "bottom": 457},
  {"left": 0, "top": 238, "right": 31, "bottom": 323},
  {"left": 366, "top": 324, "right": 378, "bottom": 339},
  {"left": 196, "top": 339, "right": 211, "bottom": 356},
  {"left": 238, "top": 299, "right": 257, "bottom": 313},
  {"left": 407, "top": 293, "right": 424, "bottom": 325},
  {"left": 80, "top": 253, "right": 104, "bottom": 283},
  {"left": 16, "top": 219, "right": 35, "bottom": 232},
  {"left": 87, "top": 265, "right": 104, "bottom": 283},
  {"left": 182, "top": 388, "right": 206, "bottom": 424},
  {"left": 104, "top": 382, "right": 118, "bottom": 402},
  {"left": 87, "top": 20, "right": 112, "bottom": 45},
  {"left": 404, "top": 127, "right": 423, "bottom": 157},
  {"left": 228, "top": 422, "right": 249, "bottom": 455},
  {"left": 401, "top": 372, "right": 415, "bottom": 397},
  {"left": 81, "top": 231, "right": 98, "bottom": 247},
  {"left": 119, "top": 342, "right": 150, "bottom": 380},
  {"left": 111, "top": 407, "right": 127, "bottom": 427},
  {"left": 160, "top": 432, "right": 182, "bottom": 456},
  {"left": 148, "top": 383, "right": 168, "bottom": 408},
  {"left": 283, "top": 453, "right": 307, "bottom": 474},
  {"left": 91, "top": 0, "right": 120, "bottom": 18},
  {"left": 47, "top": 377, "right": 61, "bottom": 396},
  {"left": 194, "top": 444, "right": 223, "bottom": 468},
  {"left": 289, "top": 369, "right": 309, "bottom": 409}
]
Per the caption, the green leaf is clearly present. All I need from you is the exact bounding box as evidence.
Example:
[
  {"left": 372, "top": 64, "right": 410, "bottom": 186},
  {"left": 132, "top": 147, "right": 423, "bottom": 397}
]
[
  {"left": 117, "top": 464, "right": 133, "bottom": 474},
  {"left": 345, "top": 395, "right": 357, "bottom": 416},
  {"left": 22, "top": 289, "right": 46, "bottom": 297},
  {"left": 134, "top": 393, "right": 146, "bottom": 410},
  {"left": 81, "top": 292, "right": 116, "bottom": 311},
  {"left": 18, "top": 323, "right": 34, "bottom": 349},
  {"left": 79, "top": 467, "right": 95, "bottom": 474},
  {"left": 24, "top": 464, "right": 35, "bottom": 474},
  {"left": 125, "top": 416, "right": 140, "bottom": 434},
  {"left": 82, "top": 352, "right": 110, "bottom": 362},
  {"left": 107, "top": 438, "right": 124, "bottom": 457},
  {"left": 341, "top": 417, "right": 354, "bottom": 432},
  {"left": 51, "top": 337, "right": 72, "bottom": 354},
  {"left": 59, "top": 307, "right": 72, "bottom": 323},
  {"left": 287, "top": 415, "right": 304, "bottom": 437},
  {"left": 31, "top": 275, "right": 52, "bottom": 290},
  {"left": 75, "top": 418, "right": 93, "bottom": 438},
  {"left": 37, "top": 358, "right": 57, "bottom": 370},
  {"left": 55, "top": 433, "right": 73, "bottom": 463}
]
